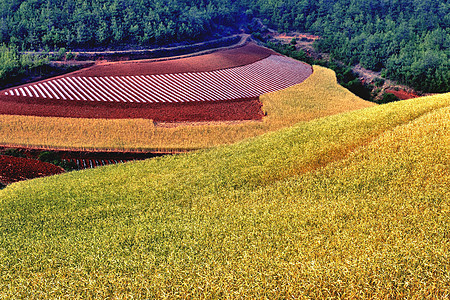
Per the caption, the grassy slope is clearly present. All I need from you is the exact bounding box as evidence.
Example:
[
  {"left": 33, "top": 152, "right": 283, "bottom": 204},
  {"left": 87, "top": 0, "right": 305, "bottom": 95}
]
[
  {"left": 0, "top": 66, "right": 374, "bottom": 150},
  {"left": 0, "top": 92, "right": 449, "bottom": 298}
]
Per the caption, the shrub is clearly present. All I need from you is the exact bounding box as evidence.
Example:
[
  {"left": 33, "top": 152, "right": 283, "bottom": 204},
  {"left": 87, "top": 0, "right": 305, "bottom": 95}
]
[
  {"left": 38, "top": 151, "right": 60, "bottom": 164},
  {"left": 374, "top": 77, "right": 385, "bottom": 87},
  {"left": 379, "top": 92, "right": 400, "bottom": 104},
  {"left": 58, "top": 160, "right": 79, "bottom": 171},
  {"left": 2, "top": 148, "right": 26, "bottom": 158}
]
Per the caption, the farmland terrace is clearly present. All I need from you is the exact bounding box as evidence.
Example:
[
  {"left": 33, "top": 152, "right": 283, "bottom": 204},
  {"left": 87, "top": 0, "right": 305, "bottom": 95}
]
[
  {"left": 0, "top": 41, "right": 317, "bottom": 183},
  {"left": 0, "top": 43, "right": 313, "bottom": 122},
  {"left": 0, "top": 64, "right": 375, "bottom": 184}
]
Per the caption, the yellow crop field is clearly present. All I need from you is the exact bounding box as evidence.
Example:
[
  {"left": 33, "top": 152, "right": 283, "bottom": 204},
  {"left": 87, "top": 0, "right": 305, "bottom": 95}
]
[
  {"left": 0, "top": 93, "right": 449, "bottom": 297},
  {"left": 0, "top": 66, "right": 374, "bottom": 150}
]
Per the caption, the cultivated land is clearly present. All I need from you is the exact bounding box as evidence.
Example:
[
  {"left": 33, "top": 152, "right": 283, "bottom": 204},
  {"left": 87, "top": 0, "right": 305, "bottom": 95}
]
[
  {"left": 0, "top": 65, "right": 374, "bottom": 151},
  {"left": 0, "top": 92, "right": 449, "bottom": 297},
  {"left": 0, "top": 43, "right": 313, "bottom": 122},
  {"left": 0, "top": 155, "right": 65, "bottom": 184}
]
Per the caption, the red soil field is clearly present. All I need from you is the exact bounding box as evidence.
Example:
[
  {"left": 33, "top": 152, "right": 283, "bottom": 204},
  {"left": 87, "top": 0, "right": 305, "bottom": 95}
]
[
  {"left": 0, "top": 155, "right": 65, "bottom": 184},
  {"left": 3, "top": 55, "right": 311, "bottom": 104},
  {"left": 70, "top": 43, "right": 277, "bottom": 77},
  {"left": 0, "top": 42, "right": 312, "bottom": 122},
  {"left": 0, "top": 146, "right": 166, "bottom": 171},
  {"left": 0, "top": 95, "right": 263, "bottom": 121},
  {"left": 385, "top": 89, "right": 420, "bottom": 100}
]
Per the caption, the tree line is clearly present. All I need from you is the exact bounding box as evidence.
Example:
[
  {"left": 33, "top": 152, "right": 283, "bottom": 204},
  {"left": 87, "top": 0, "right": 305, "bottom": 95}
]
[
  {"left": 0, "top": 0, "right": 241, "bottom": 50},
  {"left": 0, "top": 0, "right": 448, "bottom": 92}
]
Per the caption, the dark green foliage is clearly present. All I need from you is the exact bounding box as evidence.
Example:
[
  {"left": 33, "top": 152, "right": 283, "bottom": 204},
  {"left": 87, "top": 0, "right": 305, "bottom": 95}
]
[
  {"left": 0, "top": 0, "right": 448, "bottom": 92},
  {"left": 374, "top": 78, "right": 385, "bottom": 88},
  {"left": 0, "top": 44, "right": 49, "bottom": 87},
  {"left": 383, "top": 48, "right": 450, "bottom": 93},
  {"left": 57, "top": 160, "right": 79, "bottom": 172},
  {"left": 38, "top": 151, "right": 78, "bottom": 171},
  {"left": 0, "top": 0, "right": 240, "bottom": 50},
  {"left": 251, "top": 32, "right": 264, "bottom": 41},
  {"left": 65, "top": 51, "right": 75, "bottom": 60},
  {"left": 379, "top": 93, "right": 400, "bottom": 104},
  {"left": 342, "top": 79, "right": 373, "bottom": 101},
  {"left": 55, "top": 48, "right": 67, "bottom": 61},
  {"left": 1, "top": 148, "right": 27, "bottom": 158},
  {"left": 38, "top": 151, "right": 60, "bottom": 164},
  {"left": 242, "top": 0, "right": 449, "bottom": 92}
]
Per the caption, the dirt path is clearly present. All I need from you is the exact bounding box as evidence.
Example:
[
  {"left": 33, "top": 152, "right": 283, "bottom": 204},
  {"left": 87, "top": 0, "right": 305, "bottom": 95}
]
[
  {"left": 24, "top": 34, "right": 250, "bottom": 62},
  {"left": 270, "top": 31, "right": 425, "bottom": 100}
]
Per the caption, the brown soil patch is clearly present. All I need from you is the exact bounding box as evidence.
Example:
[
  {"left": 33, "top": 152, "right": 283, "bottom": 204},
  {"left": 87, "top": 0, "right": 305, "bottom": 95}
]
[
  {"left": 0, "top": 155, "right": 65, "bottom": 184},
  {"left": 385, "top": 89, "right": 420, "bottom": 100},
  {"left": 68, "top": 43, "right": 277, "bottom": 77},
  {"left": 274, "top": 32, "right": 320, "bottom": 42},
  {"left": 0, "top": 95, "right": 263, "bottom": 122}
]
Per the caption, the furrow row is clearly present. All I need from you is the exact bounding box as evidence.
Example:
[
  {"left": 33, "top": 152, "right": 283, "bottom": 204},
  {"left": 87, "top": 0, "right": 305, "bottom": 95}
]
[{"left": 4, "top": 55, "right": 312, "bottom": 103}]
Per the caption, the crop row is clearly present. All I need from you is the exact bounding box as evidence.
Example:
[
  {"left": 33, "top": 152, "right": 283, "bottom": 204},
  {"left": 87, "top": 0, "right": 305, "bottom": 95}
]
[
  {"left": 4, "top": 55, "right": 312, "bottom": 103},
  {"left": 64, "top": 158, "right": 127, "bottom": 169},
  {"left": 0, "top": 66, "right": 378, "bottom": 150}
]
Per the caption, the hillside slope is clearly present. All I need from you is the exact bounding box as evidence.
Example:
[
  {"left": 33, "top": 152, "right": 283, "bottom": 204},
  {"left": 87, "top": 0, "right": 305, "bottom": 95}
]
[
  {"left": 0, "top": 65, "right": 374, "bottom": 150},
  {"left": 0, "top": 93, "right": 449, "bottom": 298}
]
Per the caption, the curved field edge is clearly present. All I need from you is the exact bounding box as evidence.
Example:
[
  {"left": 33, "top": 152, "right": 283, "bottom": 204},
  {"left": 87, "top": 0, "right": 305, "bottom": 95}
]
[
  {"left": 0, "top": 155, "right": 65, "bottom": 184},
  {"left": 0, "top": 94, "right": 449, "bottom": 297},
  {"left": 0, "top": 65, "right": 374, "bottom": 151}
]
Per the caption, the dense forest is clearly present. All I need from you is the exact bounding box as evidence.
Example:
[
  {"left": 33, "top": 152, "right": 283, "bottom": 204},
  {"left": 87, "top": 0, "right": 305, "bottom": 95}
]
[
  {"left": 0, "top": 0, "right": 241, "bottom": 48},
  {"left": 243, "top": 0, "right": 450, "bottom": 92},
  {"left": 0, "top": 0, "right": 449, "bottom": 92}
]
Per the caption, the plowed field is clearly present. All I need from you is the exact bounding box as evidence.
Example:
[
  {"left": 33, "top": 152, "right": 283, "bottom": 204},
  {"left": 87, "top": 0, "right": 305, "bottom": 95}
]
[
  {"left": 0, "top": 43, "right": 313, "bottom": 122},
  {"left": 72, "top": 43, "right": 276, "bottom": 76},
  {"left": 0, "top": 155, "right": 65, "bottom": 184}
]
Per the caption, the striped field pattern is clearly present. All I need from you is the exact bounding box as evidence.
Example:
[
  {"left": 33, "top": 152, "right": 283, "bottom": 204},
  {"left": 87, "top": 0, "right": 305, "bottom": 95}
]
[
  {"left": 65, "top": 158, "right": 127, "bottom": 169},
  {"left": 3, "top": 55, "right": 312, "bottom": 103}
]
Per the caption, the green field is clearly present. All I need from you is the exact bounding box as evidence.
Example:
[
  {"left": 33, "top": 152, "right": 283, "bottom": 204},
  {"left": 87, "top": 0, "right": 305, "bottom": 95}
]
[{"left": 0, "top": 90, "right": 449, "bottom": 297}]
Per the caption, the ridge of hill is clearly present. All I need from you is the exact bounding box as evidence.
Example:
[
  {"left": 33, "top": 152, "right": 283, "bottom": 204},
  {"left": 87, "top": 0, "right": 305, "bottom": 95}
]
[{"left": 0, "top": 91, "right": 448, "bottom": 297}]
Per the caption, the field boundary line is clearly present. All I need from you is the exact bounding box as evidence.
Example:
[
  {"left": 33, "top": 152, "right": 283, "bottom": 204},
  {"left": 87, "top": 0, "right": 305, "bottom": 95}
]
[
  {"left": 0, "top": 144, "right": 200, "bottom": 154},
  {"left": 303, "top": 103, "right": 450, "bottom": 176}
]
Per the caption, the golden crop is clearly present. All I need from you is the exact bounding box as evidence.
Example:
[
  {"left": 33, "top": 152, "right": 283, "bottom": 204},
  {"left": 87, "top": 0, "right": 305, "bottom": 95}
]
[
  {"left": 0, "top": 92, "right": 449, "bottom": 298},
  {"left": 0, "top": 66, "right": 374, "bottom": 151}
]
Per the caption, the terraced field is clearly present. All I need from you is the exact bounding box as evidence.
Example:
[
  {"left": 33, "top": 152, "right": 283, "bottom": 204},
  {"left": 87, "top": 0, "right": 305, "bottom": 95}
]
[
  {"left": 0, "top": 66, "right": 375, "bottom": 151},
  {"left": 0, "top": 43, "right": 312, "bottom": 121},
  {"left": 1, "top": 37, "right": 448, "bottom": 297},
  {"left": 0, "top": 43, "right": 368, "bottom": 185},
  {"left": 3, "top": 55, "right": 310, "bottom": 103}
]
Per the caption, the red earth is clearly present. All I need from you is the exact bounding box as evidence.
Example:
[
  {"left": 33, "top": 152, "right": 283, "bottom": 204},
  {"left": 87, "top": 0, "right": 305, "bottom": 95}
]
[
  {"left": 69, "top": 43, "right": 277, "bottom": 77},
  {"left": 0, "top": 42, "right": 311, "bottom": 122},
  {"left": 385, "top": 89, "right": 420, "bottom": 100},
  {"left": 0, "top": 95, "right": 263, "bottom": 121},
  {"left": 0, "top": 155, "right": 65, "bottom": 184},
  {"left": 0, "top": 146, "right": 166, "bottom": 171}
]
